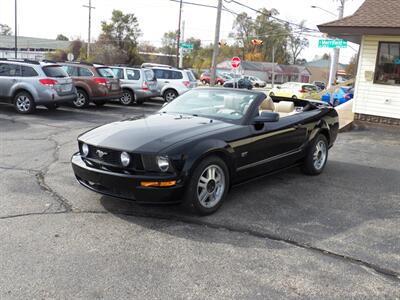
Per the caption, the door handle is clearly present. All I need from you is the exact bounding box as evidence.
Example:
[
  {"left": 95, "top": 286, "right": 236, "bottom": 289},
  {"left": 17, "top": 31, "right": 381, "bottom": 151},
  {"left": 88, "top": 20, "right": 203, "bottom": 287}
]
[{"left": 164, "top": 81, "right": 170, "bottom": 83}]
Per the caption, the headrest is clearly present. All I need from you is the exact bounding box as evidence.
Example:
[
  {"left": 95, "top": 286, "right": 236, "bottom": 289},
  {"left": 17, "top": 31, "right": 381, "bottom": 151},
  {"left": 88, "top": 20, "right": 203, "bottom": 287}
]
[
  {"left": 275, "top": 101, "right": 295, "bottom": 113},
  {"left": 224, "top": 95, "right": 239, "bottom": 110},
  {"left": 259, "top": 97, "right": 275, "bottom": 111}
]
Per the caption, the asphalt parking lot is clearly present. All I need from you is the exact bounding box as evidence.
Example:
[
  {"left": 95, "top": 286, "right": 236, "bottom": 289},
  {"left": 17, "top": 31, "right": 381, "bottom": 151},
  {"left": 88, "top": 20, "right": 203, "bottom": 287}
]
[{"left": 1, "top": 100, "right": 399, "bottom": 299}]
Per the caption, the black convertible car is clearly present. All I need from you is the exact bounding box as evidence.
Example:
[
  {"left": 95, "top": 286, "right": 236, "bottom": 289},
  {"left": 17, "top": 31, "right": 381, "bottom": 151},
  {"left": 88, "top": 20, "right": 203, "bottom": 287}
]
[{"left": 71, "top": 88, "right": 339, "bottom": 215}]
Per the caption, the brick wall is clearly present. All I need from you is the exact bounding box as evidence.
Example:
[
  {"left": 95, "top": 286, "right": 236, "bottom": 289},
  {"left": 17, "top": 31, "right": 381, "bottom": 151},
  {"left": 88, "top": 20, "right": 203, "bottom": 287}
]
[{"left": 354, "top": 113, "right": 400, "bottom": 126}]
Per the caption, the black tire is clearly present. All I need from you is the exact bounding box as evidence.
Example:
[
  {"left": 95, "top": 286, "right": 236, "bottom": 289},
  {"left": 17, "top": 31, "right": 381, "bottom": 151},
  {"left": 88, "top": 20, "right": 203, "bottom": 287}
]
[
  {"left": 183, "top": 156, "right": 230, "bottom": 215},
  {"left": 255, "top": 83, "right": 259, "bottom": 88},
  {"left": 93, "top": 100, "right": 106, "bottom": 107},
  {"left": 269, "top": 92, "right": 275, "bottom": 97},
  {"left": 301, "top": 134, "right": 329, "bottom": 175},
  {"left": 202, "top": 80, "right": 208, "bottom": 85},
  {"left": 292, "top": 95, "right": 298, "bottom": 100},
  {"left": 120, "top": 89, "right": 135, "bottom": 106},
  {"left": 334, "top": 99, "right": 340, "bottom": 107},
  {"left": 14, "top": 91, "right": 36, "bottom": 114},
  {"left": 73, "top": 89, "right": 90, "bottom": 108},
  {"left": 163, "top": 89, "right": 178, "bottom": 102},
  {"left": 45, "top": 103, "right": 58, "bottom": 110}
]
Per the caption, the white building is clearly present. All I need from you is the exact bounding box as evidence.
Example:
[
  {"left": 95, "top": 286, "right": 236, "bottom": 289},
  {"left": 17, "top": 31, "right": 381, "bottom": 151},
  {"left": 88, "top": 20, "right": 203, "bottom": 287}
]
[
  {"left": 319, "top": 0, "right": 400, "bottom": 125},
  {"left": 0, "top": 35, "right": 70, "bottom": 60}
]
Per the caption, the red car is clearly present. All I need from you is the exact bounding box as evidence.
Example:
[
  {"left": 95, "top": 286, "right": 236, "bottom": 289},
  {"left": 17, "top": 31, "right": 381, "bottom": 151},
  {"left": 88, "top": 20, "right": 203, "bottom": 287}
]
[{"left": 200, "top": 72, "right": 225, "bottom": 85}]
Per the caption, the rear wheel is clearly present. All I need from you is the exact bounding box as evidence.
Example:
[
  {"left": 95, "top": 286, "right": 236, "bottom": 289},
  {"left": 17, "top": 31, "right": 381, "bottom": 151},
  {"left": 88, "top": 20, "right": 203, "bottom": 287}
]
[
  {"left": 183, "top": 156, "right": 229, "bottom": 215},
  {"left": 73, "top": 89, "right": 90, "bottom": 108},
  {"left": 202, "top": 80, "right": 208, "bottom": 85},
  {"left": 14, "top": 91, "right": 36, "bottom": 114},
  {"left": 292, "top": 95, "right": 298, "bottom": 100},
  {"left": 269, "top": 92, "right": 275, "bottom": 97},
  {"left": 120, "top": 89, "right": 135, "bottom": 105},
  {"left": 333, "top": 99, "right": 340, "bottom": 107},
  {"left": 301, "top": 134, "right": 329, "bottom": 175},
  {"left": 163, "top": 89, "right": 178, "bottom": 102}
]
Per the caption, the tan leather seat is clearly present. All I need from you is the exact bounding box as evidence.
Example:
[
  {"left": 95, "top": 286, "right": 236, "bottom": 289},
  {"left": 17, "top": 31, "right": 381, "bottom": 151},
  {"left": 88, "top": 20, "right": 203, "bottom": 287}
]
[
  {"left": 259, "top": 97, "right": 275, "bottom": 112},
  {"left": 275, "top": 101, "right": 295, "bottom": 117}
]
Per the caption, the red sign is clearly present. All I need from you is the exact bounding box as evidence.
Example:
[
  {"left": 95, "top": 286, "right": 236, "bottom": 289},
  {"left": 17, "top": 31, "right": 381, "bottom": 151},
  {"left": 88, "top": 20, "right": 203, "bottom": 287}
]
[{"left": 231, "top": 56, "right": 241, "bottom": 69}]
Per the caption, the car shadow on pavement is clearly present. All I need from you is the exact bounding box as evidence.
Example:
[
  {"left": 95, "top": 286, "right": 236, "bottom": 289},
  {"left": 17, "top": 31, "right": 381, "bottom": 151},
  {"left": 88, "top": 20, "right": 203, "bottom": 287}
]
[{"left": 99, "top": 159, "right": 400, "bottom": 267}]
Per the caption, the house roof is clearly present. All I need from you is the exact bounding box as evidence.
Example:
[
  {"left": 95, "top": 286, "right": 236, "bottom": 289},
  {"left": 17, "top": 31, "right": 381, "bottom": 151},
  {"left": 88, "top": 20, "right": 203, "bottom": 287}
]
[
  {"left": 306, "top": 59, "right": 347, "bottom": 70},
  {"left": 0, "top": 35, "right": 70, "bottom": 50},
  {"left": 318, "top": 0, "right": 400, "bottom": 44}
]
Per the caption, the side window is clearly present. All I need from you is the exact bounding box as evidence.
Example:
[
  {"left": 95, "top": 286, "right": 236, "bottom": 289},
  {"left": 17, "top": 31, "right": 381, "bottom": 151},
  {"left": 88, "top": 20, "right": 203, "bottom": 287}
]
[
  {"left": 111, "top": 68, "right": 124, "bottom": 79},
  {"left": 144, "top": 69, "right": 155, "bottom": 81},
  {"left": 62, "top": 66, "right": 79, "bottom": 77},
  {"left": 0, "top": 63, "right": 11, "bottom": 76},
  {"left": 171, "top": 71, "right": 183, "bottom": 80},
  {"left": 79, "top": 67, "right": 93, "bottom": 77},
  {"left": 20, "top": 66, "right": 38, "bottom": 77},
  {"left": 126, "top": 69, "right": 140, "bottom": 80},
  {"left": 8, "top": 64, "right": 21, "bottom": 77},
  {"left": 153, "top": 69, "right": 165, "bottom": 79}
]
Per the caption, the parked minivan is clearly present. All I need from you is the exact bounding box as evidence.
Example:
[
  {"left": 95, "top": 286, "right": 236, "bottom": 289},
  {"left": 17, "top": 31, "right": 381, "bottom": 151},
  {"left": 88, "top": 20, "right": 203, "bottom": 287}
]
[
  {"left": 0, "top": 59, "right": 76, "bottom": 113},
  {"left": 150, "top": 66, "right": 197, "bottom": 102},
  {"left": 110, "top": 66, "right": 159, "bottom": 105}
]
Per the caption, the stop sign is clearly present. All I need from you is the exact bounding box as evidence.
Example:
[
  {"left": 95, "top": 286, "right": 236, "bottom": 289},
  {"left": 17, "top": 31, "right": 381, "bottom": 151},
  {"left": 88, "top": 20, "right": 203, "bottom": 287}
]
[{"left": 231, "top": 56, "right": 241, "bottom": 69}]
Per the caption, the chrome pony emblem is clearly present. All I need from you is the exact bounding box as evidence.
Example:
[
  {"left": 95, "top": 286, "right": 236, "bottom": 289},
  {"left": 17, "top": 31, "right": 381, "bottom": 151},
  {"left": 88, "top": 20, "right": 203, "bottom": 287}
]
[{"left": 96, "top": 149, "right": 108, "bottom": 158}]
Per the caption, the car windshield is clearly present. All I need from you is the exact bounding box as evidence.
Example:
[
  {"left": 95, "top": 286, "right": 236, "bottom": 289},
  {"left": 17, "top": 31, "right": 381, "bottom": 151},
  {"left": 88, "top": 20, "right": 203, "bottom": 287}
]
[
  {"left": 96, "top": 67, "right": 116, "bottom": 78},
  {"left": 160, "top": 89, "right": 257, "bottom": 122},
  {"left": 42, "top": 65, "right": 68, "bottom": 78}
]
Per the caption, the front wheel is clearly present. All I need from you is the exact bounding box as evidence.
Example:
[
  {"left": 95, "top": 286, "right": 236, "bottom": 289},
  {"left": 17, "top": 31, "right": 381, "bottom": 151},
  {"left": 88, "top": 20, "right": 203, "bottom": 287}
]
[
  {"left": 163, "top": 89, "right": 178, "bottom": 102},
  {"left": 120, "top": 89, "right": 134, "bottom": 105},
  {"left": 73, "top": 89, "right": 90, "bottom": 108},
  {"left": 301, "top": 134, "right": 329, "bottom": 175},
  {"left": 14, "top": 91, "right": 36, "bottom": 114},
  {"left": 183, "top": 156, "right": 229, "bottom": 215}
]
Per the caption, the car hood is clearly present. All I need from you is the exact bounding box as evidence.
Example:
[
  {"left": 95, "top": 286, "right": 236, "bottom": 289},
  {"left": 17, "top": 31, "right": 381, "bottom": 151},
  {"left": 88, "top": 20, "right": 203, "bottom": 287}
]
[{"left": 79, "top": 113, "right": 233, "bottom": 153}]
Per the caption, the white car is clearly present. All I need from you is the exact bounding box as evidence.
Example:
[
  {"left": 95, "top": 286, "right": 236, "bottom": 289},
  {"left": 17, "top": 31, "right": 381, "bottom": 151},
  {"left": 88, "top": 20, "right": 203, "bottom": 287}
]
[
  {"left": 243, "top": 75, "right": 266, "bottom": 88},
  {"left": 151, "top": 67, "right": 197, "bottom": 102}
]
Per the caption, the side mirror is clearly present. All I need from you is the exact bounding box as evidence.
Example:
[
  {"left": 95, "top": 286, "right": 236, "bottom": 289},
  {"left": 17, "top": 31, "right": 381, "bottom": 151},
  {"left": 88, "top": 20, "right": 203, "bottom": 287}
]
[
  {"left": 253, "top": 111, "right": 280, "bottom": 124},
  {"left": 276, "top": 86, "right": 281, "bottom": 89}
]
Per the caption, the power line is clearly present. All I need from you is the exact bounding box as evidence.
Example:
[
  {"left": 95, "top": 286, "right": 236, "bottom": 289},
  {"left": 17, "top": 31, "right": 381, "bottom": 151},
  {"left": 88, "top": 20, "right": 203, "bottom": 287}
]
[{"left": 224, "top": 0, "right": 320, "bottom": 33}]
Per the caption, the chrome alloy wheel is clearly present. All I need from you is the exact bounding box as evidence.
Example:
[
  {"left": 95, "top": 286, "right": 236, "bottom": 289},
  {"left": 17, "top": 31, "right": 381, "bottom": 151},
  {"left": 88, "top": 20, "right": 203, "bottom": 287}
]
[
  {"left": 16, "top": 95, "right": 31, "bottom": 112},
  {"left": 165, "top": 91, "right": 177, "bottom": 102},
  {"left": 197, "top": 164, "right": 226, "bottom": 208},
  {"left": 121, "top": 91, "right": 134, "bottom": 105},
  {"left": 313, "top": 140, "right": 327, "bottom": 170},
  {"left": 74, "top": 92, "right": 87, "bottom": 107}
]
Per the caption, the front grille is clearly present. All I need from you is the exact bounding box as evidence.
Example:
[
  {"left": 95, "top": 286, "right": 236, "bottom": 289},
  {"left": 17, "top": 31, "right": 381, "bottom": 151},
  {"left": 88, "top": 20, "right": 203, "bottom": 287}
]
[{"left": 83, "top": 144, "right": 144, "bottom": 171}]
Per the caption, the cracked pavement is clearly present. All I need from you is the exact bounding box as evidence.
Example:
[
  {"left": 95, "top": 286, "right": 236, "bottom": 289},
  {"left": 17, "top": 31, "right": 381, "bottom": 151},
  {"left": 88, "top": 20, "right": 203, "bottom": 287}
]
[{"left": 0, "top": 101, "right": 399, "bottom": 299}]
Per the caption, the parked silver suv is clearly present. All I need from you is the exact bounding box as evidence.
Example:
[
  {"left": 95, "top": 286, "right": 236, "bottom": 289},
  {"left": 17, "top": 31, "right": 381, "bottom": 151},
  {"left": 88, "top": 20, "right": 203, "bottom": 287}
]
[
  {"left": 0, "top": 59, "right": 76, "bottom": 113},
  {"left": 110, "top": 66, "right": 159, "bottom": 105},
  {"left": 149, "top": 66, "right": 197, "bottom": 102}
]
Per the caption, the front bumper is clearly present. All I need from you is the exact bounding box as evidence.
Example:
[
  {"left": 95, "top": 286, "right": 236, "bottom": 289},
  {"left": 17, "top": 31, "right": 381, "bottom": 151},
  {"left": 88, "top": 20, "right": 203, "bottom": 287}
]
[{"left": 71, "top": 153, "right": 184, "bottom": 203}]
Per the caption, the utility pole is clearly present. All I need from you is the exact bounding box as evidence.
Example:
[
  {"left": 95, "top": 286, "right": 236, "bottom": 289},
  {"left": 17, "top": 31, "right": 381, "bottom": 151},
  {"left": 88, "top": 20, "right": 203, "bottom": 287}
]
[
  {"left": 327, "top": 0, "right": 345, "bottom": 89},
  {"left": 83, "top": 0, "right": 95, "bottom": 59},
  {"left": 14, "top": 0, "right": 17, "bottom": 58},
  {"left": 179, "top": 20, "right": 185, "bottom": 68},
  {"left": 271, "top": 45, "right": 275, "bottom": 88},
  {"left": 176, "top": 0, "right": 183, "bottom": 68},
  {"left": 210, "top": 0, "right": 222, "bottom": 87}
]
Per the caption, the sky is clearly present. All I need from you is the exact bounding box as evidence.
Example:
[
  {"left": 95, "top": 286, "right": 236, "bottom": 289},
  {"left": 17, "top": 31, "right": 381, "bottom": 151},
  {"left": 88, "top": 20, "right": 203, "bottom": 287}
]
[{"left": 0, "top": 0, "right": 365, "bottom": 63}]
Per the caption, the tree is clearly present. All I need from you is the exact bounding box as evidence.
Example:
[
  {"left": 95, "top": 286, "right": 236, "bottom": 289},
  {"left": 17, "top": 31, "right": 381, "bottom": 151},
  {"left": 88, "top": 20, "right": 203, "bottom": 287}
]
[
  {"left": 322, "top": 53, "right": 331, "bottom": 60},
  {"left": 56, "top": 34, "right": 69, "bottom": 41},
  {"left": 99, "top": 10, "right": 142, "bottom": 64},
  {"left": 69, "top": 39, "right": 83, "bottom": 60},
  {"left": 288, "top": 21, "right": 309, "bottom": 64},
  {"left": 0, "top": 24, "right": 12, "bottom": 35},
  {"left": 161, "top": 31, "right": 177, "bottom": 56},
  {"left": 139, "top": 41, "right": 157, "bottom": 53},
  {"left": 346, "top": 54, "right": 358, "bottom": 77},
  {"left": 230, "top": 12, "right": 254, "bottom": 58}
]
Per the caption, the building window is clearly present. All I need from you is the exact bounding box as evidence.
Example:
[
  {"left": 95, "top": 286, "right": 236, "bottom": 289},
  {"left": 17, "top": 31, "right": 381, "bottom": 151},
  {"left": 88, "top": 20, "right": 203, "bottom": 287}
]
[{"left": 374, "top": 42, "right": 400, "bottom": 85}]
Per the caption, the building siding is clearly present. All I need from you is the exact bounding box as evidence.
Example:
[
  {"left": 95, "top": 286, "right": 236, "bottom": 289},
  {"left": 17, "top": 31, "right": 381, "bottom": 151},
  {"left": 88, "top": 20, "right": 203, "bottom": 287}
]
[{"left": 354, "top": 35, "right": 400, "bottom": 119}]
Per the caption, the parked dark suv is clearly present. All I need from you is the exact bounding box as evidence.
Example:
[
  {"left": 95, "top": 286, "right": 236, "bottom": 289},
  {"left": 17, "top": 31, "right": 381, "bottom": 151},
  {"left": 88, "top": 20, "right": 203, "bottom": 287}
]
[
  {"left": 0, "top": 59, "right": 76, "bottom": 113},
  {"left": 60, "top": 62, "right": 123, "bottom": 108}
]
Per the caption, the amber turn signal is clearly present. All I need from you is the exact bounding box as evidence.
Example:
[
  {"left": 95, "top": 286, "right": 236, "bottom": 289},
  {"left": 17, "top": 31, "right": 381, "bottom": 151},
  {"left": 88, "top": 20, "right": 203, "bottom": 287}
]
[{"left": 140, "top": 181, "right": 177, "bottom": 187}]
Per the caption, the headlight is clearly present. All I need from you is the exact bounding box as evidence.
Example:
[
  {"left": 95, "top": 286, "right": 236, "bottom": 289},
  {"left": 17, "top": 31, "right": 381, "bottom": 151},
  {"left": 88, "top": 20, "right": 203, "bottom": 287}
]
[
  {"left": 120, "top": 152, "right": 130, "bottom": 167},
  {"left": 157, "top": 156, "right": 170, "bottom": 172},
  {"left": 82, "top": 143, "right": 89, "bottom": 157}
]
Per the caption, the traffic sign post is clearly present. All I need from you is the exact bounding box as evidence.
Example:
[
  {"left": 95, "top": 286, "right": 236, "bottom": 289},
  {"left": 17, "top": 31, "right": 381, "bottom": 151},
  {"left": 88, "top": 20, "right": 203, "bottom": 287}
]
[
  {"left": 179, "top": 43, "right": 193, "bottom": 50},
  {"left": 231, "top": 56, "right": 241, "bottom": 69},
  {"left": 318, "top": 39, "right": 347, "bottom": 48}
]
